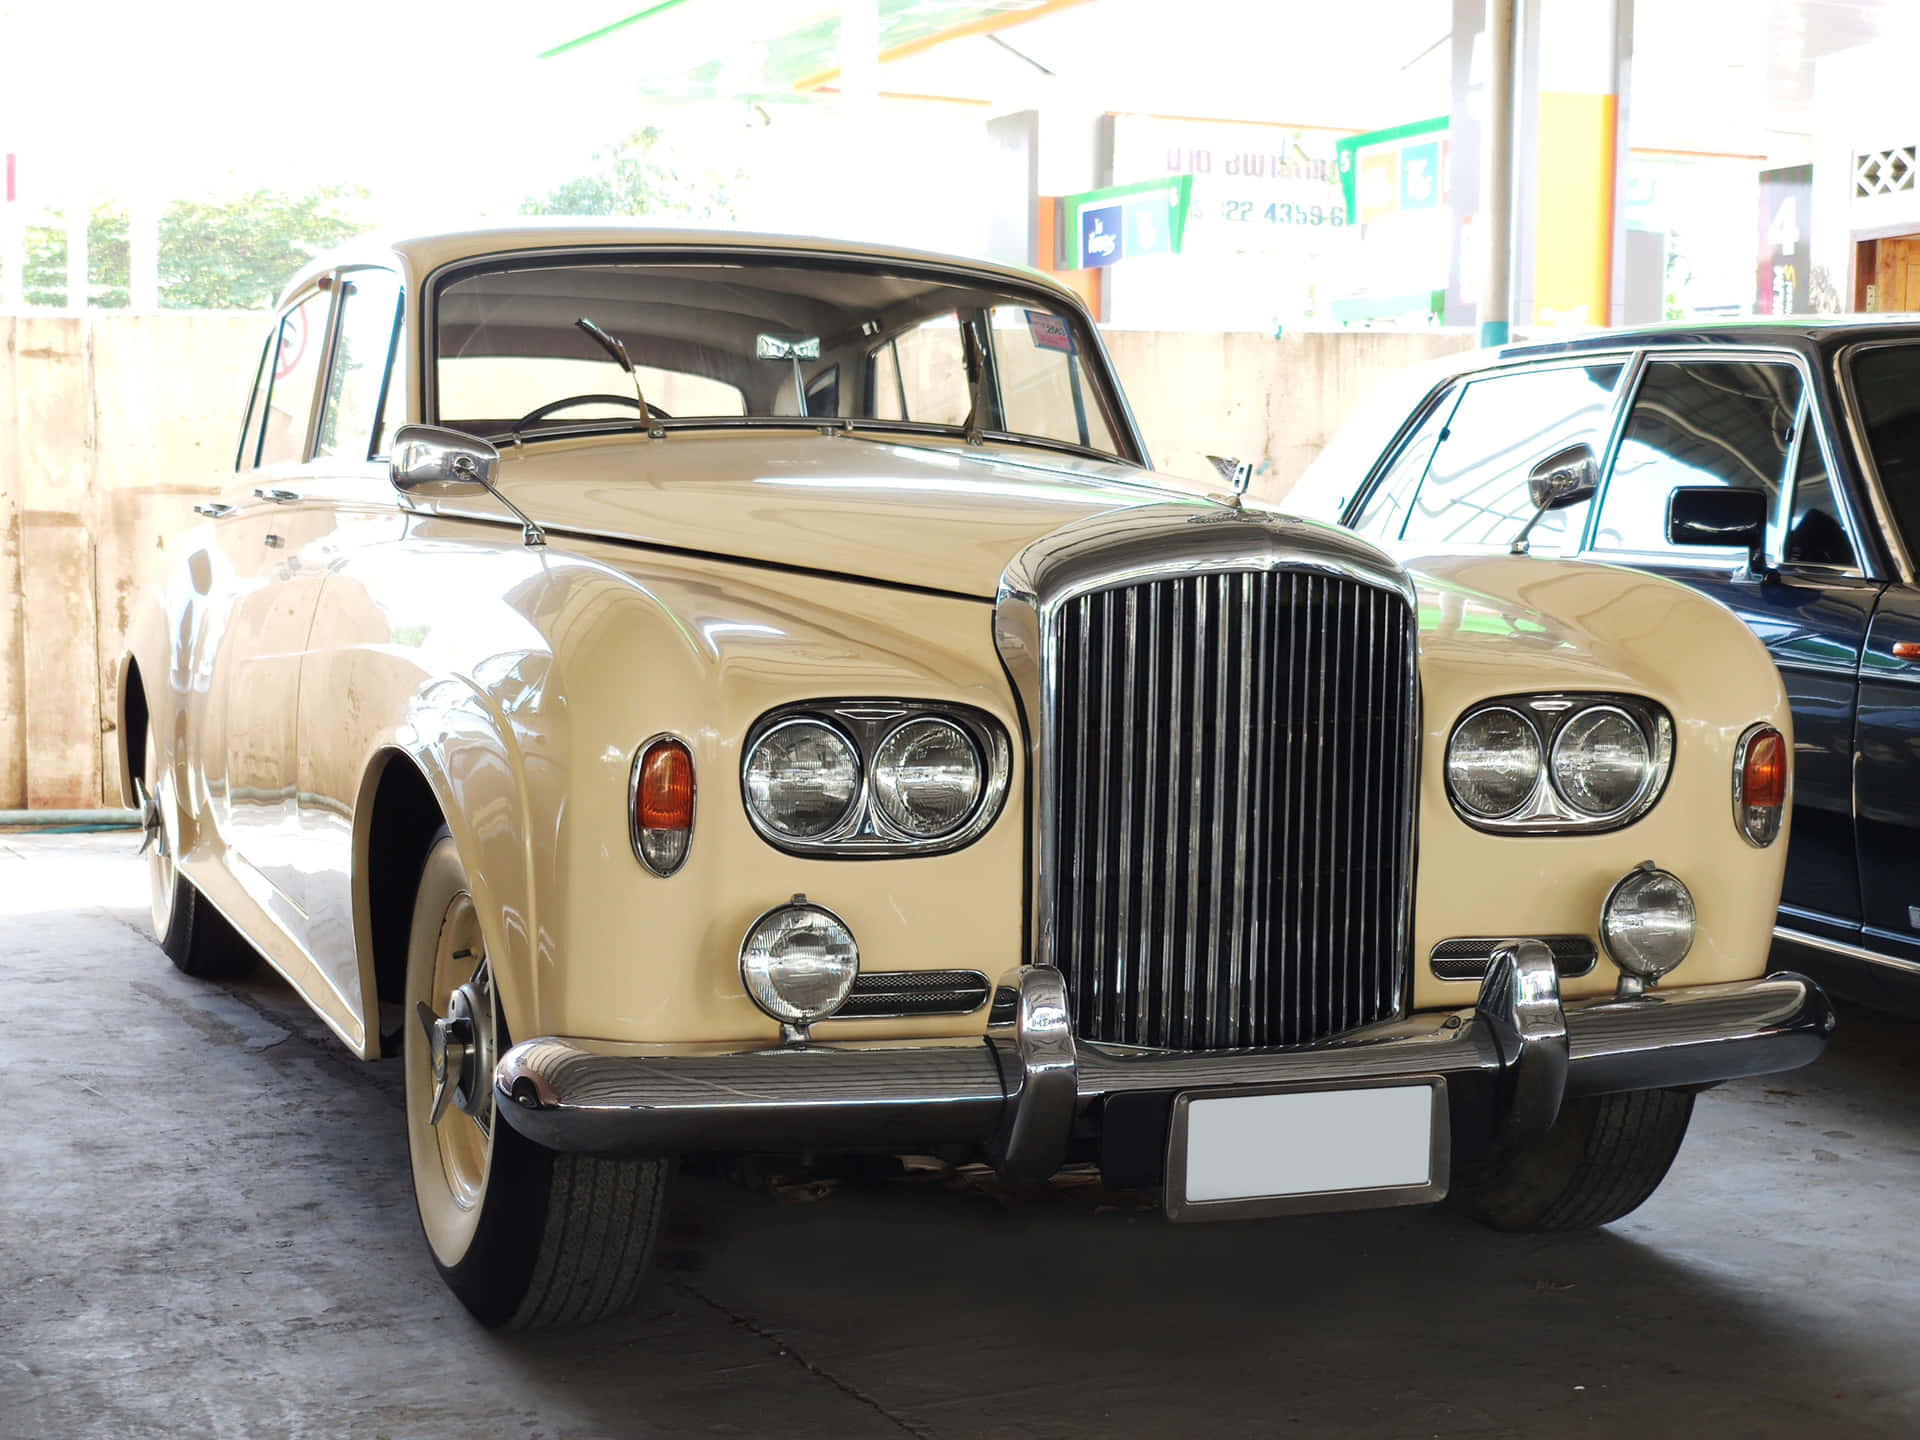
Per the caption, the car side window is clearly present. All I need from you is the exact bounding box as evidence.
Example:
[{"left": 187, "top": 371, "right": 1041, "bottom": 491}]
[
  {"left": 235, "top": 331, "right": 275, "bottom": 472},
  {"left": 1398, "top": 364, "right": 1622, "bottom": 552},
  {"left": 254, "top": 289, "right": 334, "bottom": 468},
  {"left": 1593, "top": 359, "right": 1801, "bottom": 558},
  {"left": 1351, "top": 386, "right": 1460, "bottom": 541},
  {"left": 1783, "top": 406, "right": 1856, "bottom": 568},
  {"left": 316, "top": 270, "right": 403, "bottom": 462},
  {"left": 878, "top": 315, "right": 969, "bottom": 427}
]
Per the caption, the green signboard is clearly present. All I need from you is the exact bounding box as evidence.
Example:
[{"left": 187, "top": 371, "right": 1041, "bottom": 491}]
[
  {"left": 1335, "top": 116, "right": 1449, "bottom": 226},
  {"left": 1057, "top": 175, "right": 1193, "bottom": 270}
]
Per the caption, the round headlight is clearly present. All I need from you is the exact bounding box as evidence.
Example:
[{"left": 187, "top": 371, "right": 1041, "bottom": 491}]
[
  {"left": 1550, "top": 706, "right": 1652, "bottom": 816},
  {"left": 1600, "top": 864, "right": 1696, "bottom": 981},
  {"left": 740, "top": 898, "right": 859, "bottom": 1026},
  {"left": 744, "top": 720, "right": 860, "bottom": 840},
  {"left": 1447, "top": 707, "right": 1542, "bottom": 818},
  {"left": 870, "top": 718, "right": 982, "bottom": 838}
]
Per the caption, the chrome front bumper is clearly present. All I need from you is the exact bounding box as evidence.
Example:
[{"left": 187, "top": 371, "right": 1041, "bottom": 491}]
[{"left": 493, "top": 943, "right": 1833, "bottom": 1186}]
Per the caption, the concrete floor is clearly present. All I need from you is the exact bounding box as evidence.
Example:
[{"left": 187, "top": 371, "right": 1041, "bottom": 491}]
[{"left": 4, "top": 831, "right": 1919, "bottom": 1439}]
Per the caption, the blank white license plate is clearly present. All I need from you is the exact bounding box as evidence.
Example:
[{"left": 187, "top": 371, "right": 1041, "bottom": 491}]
[{"left": 1172, "top": 1081, "right": 1442, "bottom": 1217}]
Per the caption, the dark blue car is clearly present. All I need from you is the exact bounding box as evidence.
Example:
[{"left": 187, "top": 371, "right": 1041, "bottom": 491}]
[{"left": 1288, "top": 320, "right": 1920, "bottom": 1008}]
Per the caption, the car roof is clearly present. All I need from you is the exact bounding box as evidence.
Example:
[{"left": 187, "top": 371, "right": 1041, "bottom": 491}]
[
  {"left": 276, "top": 221, "right": 1084, "bottom": 313},
  {"left": 1474, "top": 315, "right": 1920, "bottom": 367}
]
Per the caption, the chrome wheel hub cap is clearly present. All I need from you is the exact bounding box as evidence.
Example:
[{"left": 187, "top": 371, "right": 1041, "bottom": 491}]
[
  {"left": 135, "top": 779, "right": 167, "bottom": 859},
  {"left": 416, "top": 956, "right": 495, "bottom": 1132}
]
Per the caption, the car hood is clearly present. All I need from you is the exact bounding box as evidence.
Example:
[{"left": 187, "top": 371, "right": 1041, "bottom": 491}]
[{"left": 474, "top": 429, "right": 1219, "bottom": 599}]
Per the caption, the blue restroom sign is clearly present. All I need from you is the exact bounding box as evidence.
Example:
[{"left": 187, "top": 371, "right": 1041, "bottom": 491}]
[{"left": 1082, "top": 204, "right": 1125, "bottom": 268}]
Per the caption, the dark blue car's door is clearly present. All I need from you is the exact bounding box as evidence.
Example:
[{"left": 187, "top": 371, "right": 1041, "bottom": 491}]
[
  {"left": 1584, "top": 355, "right": 1880, "bottom": 931},
  {"left": 1855, "top": 585, "right": 1920, "bottom": 967}
]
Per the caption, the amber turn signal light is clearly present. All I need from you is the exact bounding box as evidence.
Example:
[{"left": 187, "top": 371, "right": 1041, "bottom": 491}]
[
  {"left": 631, "top": 736, "right": 695, "bottom": 876},
  {"left": 1734, "top": 725, "right": 1786, "bottom": 847}
]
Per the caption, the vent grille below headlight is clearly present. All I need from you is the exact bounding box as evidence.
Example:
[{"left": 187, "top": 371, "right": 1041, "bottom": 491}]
[
  {"left": 1428, "top": 936, "right": 1597, "bottom": 982},
  {"left": 836, "top": 970, "right": 991, "bottom": 1018}
]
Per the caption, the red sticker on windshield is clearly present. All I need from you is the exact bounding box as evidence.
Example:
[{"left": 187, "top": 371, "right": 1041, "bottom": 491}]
[{"left": 1025, "top": 310, "right": 1075, "bottom": 353}]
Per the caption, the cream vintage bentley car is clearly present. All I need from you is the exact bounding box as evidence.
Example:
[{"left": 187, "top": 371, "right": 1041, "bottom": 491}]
[{"left": 122, "top": 225, "right": 1832, "bottom": 1329}]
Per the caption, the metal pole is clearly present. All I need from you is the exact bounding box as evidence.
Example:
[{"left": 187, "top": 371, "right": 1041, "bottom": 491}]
[{"left": 1481, "top": 0, "right": 1518, "bottom": 347}]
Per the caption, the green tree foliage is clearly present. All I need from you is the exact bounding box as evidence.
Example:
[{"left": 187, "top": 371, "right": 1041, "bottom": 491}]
[
  {"left": 520, "top": 127, "right": 737, "bottom": 220},
  {"left": 157, "top": 188, "right": 367, "bottom": 309},
  {"left": 11, "top": 188, "right": 366, "bottom": 310}
]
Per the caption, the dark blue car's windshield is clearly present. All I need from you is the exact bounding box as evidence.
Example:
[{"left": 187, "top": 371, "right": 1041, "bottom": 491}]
[{"left": 1851, "top": 344, "right": 1920, "bottom": 562}]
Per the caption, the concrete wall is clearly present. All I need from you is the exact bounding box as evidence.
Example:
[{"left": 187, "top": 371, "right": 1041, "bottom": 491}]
[{"left": 0, "top": 313, "right": 1468, "bottom": 810}]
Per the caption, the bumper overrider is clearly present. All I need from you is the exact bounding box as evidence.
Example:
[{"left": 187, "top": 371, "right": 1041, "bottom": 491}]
[{"left": 494, "top": 942, "right": 1832, "bottom": 1219}]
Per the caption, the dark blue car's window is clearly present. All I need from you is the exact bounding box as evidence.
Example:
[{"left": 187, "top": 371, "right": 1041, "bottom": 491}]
[
  {"left": 1398, "top": 363, "right": 1621, "bottom": 552},
  {"left": 1785, "top": 412, "right": 1855, "bottom": 567},
  {"left": 1594, "top": 360, "right": 1800, "bottom": 557},
  {"left": 1851, "top": 345, "right": 1920, "bottom": 564}
]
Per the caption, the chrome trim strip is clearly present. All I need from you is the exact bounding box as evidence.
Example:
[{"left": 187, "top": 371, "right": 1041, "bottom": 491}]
[{"left": 1775, "top": 924, "right": 1920, "bottom": 977}]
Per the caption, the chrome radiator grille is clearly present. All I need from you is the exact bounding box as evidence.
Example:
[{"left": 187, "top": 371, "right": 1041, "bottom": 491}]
[{"left": 1047, "top": 569, "right": 1416, "bottom": 1050}]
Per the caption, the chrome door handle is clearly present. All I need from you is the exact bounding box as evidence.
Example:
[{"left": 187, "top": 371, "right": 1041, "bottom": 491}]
[
  {"left": 192, "top": 502, "right": 236, "bottom": 518},
  {"left": 253, "top": 487, "right": 299, "bottom": 503},
  {"left": 264, "top": 533, "right": 285, "bottom": 549}
]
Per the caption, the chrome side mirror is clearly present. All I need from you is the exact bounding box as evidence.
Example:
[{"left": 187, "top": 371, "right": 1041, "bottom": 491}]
[
  {"left": 1526, "top": 443, "right": 1600, "bottom": 512},
  {"left": 1510, "top": 442, "right": 1599, "bottom": 555},
  {"left": 1207, "top": 454, "right": 1254, "bottom": 496},
  {"left": 389, "top": 424, "right": 545, "bottom": 548},
  {"left": 390, "top": 424, "right": 500, "bottom": 495}
]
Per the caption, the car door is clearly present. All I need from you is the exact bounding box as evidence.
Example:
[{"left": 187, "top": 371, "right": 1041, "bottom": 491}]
[
  {"left": 1348, "top": 358, "right": 1627, "bottom": 557},
  {"left": 1584, "top": 352, "right": 1883, "bottom": 931},
  {"left": 206, "top": 283, "right": 337, "bottom": 936},
  {"left": 1839, "top": 340, "right": 1920, "bottom": 970},
  {"left": 290, "top": 266, "right": 411, "bottom": 1008}
]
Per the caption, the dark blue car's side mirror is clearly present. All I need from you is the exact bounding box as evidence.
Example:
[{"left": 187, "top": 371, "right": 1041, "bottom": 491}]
[{"left": 1667, "top": 486, "right": 1769, "bottom": 575}]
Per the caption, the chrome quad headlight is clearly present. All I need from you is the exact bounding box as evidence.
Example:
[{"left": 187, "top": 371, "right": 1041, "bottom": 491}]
[
  {"left": 1446, "top": 693, "right": 1673, "bottom": 832},
  {"left": 741, "top": 700, "right": 1011, "bottom": 855}
]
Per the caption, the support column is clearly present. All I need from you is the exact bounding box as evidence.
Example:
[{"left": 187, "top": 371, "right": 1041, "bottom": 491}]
[
  {"left": 128, "top": 195, "right": 160, "bottom": 312},
  {"left": 64, "top": 193, "right": 87, "bottom": 311},
  {"left": 1528, "top": 0, "right": 1629, "bottom": 329},
  {"left": 1480, "top": 0, "right": 1519, "bottom": 346}
]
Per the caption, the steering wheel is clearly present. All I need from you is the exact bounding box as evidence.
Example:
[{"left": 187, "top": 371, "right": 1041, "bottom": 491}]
[{"left": 512, "top": 394, "right": 672, "bottom": 431}]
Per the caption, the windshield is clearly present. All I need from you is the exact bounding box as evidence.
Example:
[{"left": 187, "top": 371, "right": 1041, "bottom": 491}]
[
  {"left": 1851, "top": 343, "right": 1920, "bottom": 562},
  {"left": 432, "top": 254, "right": 1129, "bottom": 461}
]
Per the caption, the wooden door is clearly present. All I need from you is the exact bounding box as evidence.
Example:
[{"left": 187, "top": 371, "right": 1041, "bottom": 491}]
[{"left": 1868, "top": 234, "right": 1920, "bottom": 311}]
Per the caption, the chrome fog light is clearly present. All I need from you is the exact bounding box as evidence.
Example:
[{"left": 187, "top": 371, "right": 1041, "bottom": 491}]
[
  {"left": 740, "top": 896, "right": 859, "bottom": 1034},
  {"left": 1600, "top": 863, "right": 1696, "bottom": 984}
]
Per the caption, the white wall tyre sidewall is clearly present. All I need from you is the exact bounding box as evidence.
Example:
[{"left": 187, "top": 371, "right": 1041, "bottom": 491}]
[{"left": 404, "top": 834, "right": 499, "bottom": 1269}]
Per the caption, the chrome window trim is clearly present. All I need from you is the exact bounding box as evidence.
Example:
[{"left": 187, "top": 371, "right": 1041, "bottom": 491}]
[
  {"left": 313, "top": 263, "right": 407, "bottom": 466},
  {"left": 1774, "top": 924, "right": 1920, "bottom": 977},
  {"left": 740, "top": 700, "right": 1012, "bottom": 858},
  {"left": 1834, "top": 339, "right": 1919, "bottom": 584},
  {"left": 994, "top": 502, "right": 1419, "bottom": 982},
  {"left": 1582, "top": 344, "right": 1871, "bottom": 578},
  {"left": 233, "top": 330, "right": 274, "bottom": 472},
  {"left": 628, "top": 731, "right": 696, "bottom": 878},
  {"left": 419, "top": 243, "right": 1149, "bottom": 470},
  {"left": 1444, "top": 691, "right": 1674, "bottom": 834}
]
